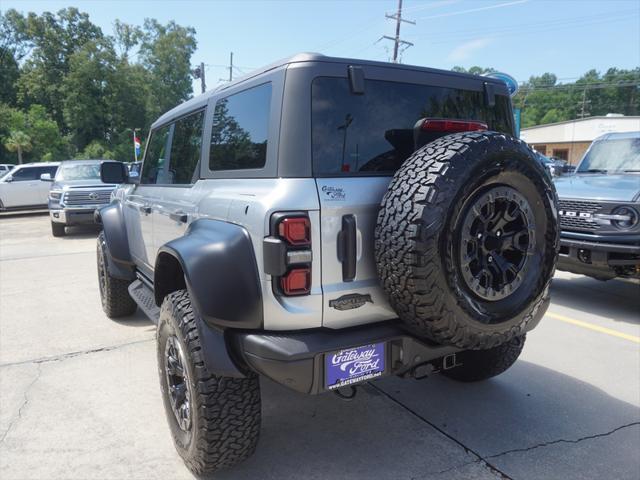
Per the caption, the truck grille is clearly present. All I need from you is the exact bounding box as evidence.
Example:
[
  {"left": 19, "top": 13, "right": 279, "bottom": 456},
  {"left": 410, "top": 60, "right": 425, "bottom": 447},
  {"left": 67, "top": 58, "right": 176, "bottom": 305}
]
[
  {"left": 62, "top": 190, "right": 112, "bottom": 206},
  {"left": 558, "top": 199, "right": 602, "bottom": 232}
]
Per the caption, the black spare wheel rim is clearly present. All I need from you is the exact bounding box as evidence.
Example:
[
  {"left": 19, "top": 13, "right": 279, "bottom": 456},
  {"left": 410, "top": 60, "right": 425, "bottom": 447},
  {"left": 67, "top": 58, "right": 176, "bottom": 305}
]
[
  {"left": 459, "top": 186, "right": 535, "bottom": 303},
  {"left": 164, "top": 335, "right": 192, "bottom": 432}
]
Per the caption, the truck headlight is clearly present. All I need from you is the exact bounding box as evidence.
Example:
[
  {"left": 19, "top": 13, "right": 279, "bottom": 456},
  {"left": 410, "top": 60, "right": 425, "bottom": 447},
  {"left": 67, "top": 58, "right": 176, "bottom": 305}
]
[
  {"left": 49, "top": 190, "right": 62, "bottom": 201},
  {"left": 611, "top": 206, "right": 638, "bottom": 230},
  {"left": 595, "top": 206, "right": 639, "bottom": 230}
]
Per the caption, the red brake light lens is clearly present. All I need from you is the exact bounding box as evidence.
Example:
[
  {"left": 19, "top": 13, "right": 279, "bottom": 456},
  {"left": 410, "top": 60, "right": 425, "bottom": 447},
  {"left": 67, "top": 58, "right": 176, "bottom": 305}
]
[
  {"left": 421, "top": 119, "right": 488, "bottom": 133},
  {"left": 278, "top": 217, "right": 311, "bottom": 246},
  {"left": 281, "top": 268, "right": 311, "bottom": 295}
]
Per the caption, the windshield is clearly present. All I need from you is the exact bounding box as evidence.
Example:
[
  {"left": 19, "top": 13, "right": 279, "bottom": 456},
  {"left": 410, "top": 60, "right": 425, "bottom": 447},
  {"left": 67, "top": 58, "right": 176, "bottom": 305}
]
[
  {"left": 577, "top": 138, "right": 640, "bottom": 173},
  {"left": 56, "top": 163, "right": 101, "bottom": 181}
]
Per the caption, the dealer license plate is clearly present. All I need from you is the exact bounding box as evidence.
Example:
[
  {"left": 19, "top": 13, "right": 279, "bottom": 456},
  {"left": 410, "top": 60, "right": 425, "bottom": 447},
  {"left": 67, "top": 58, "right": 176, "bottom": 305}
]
[{"left": 325, "top": 343, "right": 385, "bottom": 390}]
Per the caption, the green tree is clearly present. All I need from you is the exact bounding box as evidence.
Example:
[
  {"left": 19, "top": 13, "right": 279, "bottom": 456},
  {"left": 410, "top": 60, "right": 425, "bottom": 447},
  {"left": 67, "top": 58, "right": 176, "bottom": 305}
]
[
  {"left": 139, "top": 19, "right": 197, "bottom": 118},
  {"left": 4, "top": 130, "right": 32, "bottom": 164},
  {"left": 11, "top": 8, "right": 103, "bottom": 126},
  {"left": 75, "top": 140, "right": 114, "bottom": 160},
  {"left": 62, "top": 38, "right": 116, "bottom": 149},
  {"left": 0, "top": 103, "right": 70, "bottom": 162}
]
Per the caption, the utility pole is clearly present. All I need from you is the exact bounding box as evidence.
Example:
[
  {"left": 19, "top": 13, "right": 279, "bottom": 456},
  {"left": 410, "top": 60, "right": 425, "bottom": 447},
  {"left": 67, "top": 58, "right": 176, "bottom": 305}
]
[
  {"left": 578, "top": 85, "right": 591, "bottom": 119},
  {"left": 191, "top": 62, "right": 206, "bottom": 93},
  {"left": 220, "top": 52, "right": 234, "bottom": 82},
  {"left": 379, "top": 0, "right": 415, "bottom": 63}
]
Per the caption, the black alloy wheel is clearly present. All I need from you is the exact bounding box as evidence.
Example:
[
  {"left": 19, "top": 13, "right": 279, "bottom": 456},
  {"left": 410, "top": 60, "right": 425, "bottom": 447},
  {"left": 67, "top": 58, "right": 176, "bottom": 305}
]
[
  {"left": 459, "top": 186, "right": 535, "bottom": 302},
  {"left": 164, "top": 335, "right": 192, "bottom": 432}
]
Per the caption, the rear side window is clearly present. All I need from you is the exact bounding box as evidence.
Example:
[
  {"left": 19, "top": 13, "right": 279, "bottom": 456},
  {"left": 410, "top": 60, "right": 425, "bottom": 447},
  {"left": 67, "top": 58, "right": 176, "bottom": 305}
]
[
  {"left": 169, "top": 110, "right": 204, "bottom": 184},
  {"left": 312, "top": 77, "right": 512, "bottom": 176},
  {"left": 209, "top": 83, "right": 271, "bottom": 171},
  {"left": 141, "top": 124, "right": 171, "bottom": 185},
  {"left": 142, "top": 111, "right": 204, "bottom": 185}
]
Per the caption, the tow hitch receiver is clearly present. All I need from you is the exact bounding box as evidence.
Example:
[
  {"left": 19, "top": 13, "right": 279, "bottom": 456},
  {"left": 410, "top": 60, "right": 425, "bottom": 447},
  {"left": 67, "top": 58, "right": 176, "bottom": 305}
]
[{"left": 410, "top": 353, "right": 460, "bottom": 380}]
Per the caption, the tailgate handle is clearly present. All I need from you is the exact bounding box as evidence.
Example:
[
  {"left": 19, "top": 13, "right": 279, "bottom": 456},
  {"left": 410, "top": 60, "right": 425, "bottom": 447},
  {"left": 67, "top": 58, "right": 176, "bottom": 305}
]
[{"left": 337, "top": 214, "right": 357, "bottom": 282}]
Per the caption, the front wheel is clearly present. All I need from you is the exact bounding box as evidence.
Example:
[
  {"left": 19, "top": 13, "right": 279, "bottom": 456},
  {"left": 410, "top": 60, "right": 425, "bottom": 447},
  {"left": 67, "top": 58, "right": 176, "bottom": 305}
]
[
  {"left": 157, "top": 290, "right": 261, "bottom": 475},
  {"left": 443, "top": 335, "right": 526, "bottom": 382},
  {"left": 51, "top": 221, "right": 65, "bottom": 237}
]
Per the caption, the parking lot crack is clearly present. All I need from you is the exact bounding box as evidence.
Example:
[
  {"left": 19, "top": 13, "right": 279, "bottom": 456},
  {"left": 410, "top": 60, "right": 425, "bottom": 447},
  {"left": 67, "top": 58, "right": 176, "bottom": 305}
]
[
  {"left": 486, "top": 422, "right": 640, "bottom": 459},
  {"left": 369, "top": 383, "right": 513, "bottom": 479},
  {"left": 0, "top": 338, "right": 154, "bottom": 368},
  {"left": 0, "top": 363, "right": 42, "bottom": 444}
]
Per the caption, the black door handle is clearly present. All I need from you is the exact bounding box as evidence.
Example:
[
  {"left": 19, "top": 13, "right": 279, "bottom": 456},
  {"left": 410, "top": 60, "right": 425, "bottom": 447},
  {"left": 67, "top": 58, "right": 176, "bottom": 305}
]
[
  {"left": 169, "top": 211, "right": 188, "bottom": 223},
  {"left": 337, "top": 214, "right": 357, "bottom": 282}
]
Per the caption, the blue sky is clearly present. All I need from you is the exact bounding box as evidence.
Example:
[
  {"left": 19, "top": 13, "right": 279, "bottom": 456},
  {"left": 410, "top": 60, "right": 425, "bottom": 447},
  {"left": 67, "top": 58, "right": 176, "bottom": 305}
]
[{"left": 3, "top": 0, "right": 639, "bottom": 92}]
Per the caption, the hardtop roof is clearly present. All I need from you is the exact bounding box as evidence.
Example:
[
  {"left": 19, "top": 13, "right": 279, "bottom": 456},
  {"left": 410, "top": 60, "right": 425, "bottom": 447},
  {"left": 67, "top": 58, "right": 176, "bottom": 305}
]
[{"left": 152, "top": 53, "right": 505, "bottom": 128}]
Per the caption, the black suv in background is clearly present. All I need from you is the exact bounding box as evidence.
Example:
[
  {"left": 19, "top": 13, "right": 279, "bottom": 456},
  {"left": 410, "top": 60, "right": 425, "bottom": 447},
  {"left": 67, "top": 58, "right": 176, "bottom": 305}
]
[{"left": 555, "top": 131, "right": 640, "bottom": 280}]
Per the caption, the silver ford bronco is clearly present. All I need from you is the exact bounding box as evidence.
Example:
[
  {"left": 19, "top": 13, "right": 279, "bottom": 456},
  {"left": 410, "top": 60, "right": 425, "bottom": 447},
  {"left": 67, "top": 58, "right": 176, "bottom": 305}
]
[{"left": 96, "top": 53, "right": 558, "bottom": 474}]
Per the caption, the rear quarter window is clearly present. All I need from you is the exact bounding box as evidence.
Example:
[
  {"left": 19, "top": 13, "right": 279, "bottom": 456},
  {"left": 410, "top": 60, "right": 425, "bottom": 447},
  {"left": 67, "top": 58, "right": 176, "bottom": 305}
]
[{"left": 312, "top": 77, "right": 512, "bottom": 176}]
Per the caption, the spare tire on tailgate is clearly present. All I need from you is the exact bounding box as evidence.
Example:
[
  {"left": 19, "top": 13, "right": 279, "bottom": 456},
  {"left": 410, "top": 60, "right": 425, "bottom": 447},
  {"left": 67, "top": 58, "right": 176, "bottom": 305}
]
[{"left": 375, "top": 131, "right": 558, "bottom": 350}]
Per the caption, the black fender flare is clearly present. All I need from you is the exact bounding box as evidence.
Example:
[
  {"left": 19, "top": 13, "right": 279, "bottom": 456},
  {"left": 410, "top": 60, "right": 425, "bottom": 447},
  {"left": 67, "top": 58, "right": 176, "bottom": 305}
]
[
  {"left": 96, "top": 202, "right": 135, "bottom": 280},
  {"left": 156, "top": 218, "right": 263, "bottom": 330}
]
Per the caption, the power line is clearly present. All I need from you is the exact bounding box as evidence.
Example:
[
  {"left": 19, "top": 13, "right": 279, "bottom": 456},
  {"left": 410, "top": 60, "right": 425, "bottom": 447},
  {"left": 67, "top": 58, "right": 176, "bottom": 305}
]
[{"left": 378, "top": 0, "right": 415, "bottom": 63}]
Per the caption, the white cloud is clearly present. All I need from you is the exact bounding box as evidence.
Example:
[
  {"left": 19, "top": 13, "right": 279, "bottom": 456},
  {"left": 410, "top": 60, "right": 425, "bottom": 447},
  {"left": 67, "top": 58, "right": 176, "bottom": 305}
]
[{"left": 447, "top": 37, "right": 493, "bottom": 62}]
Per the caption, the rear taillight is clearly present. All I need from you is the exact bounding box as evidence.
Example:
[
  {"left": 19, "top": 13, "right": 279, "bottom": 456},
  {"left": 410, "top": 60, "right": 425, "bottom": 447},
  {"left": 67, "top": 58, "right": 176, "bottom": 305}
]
[
  {"left": 264, "top": 213, "right": 312, "bottom": 296},
  {"left": 421, "top": 119, "right": 488, "bottom": 133},
  {"left": 278, "top": 217, "right": 311, "bottom": 246},
  {"left": 281, "top": 267, "right": 311, "bottom": 296}
]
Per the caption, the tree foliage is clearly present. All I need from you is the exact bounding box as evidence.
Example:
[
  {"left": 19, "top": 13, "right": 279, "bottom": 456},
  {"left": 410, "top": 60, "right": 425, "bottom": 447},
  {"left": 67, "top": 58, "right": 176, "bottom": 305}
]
[
  {"left": 452, "top": 65, "right": 639, "bottom": 129},
  {"left": 0, "top": 8, "right": 197, "bottom": 164}
]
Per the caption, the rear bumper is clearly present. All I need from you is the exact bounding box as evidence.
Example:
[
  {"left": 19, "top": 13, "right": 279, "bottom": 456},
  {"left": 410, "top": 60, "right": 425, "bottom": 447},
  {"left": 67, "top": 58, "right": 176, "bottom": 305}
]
[
  {"left": 232, "top": 321, "right": 460, "bottom": 394},
  {"left": 558, "top": 235, "right": 640, "bottom": 279},
  {"left": 230, "top": 321, "right": 460, "bottom": 394}
]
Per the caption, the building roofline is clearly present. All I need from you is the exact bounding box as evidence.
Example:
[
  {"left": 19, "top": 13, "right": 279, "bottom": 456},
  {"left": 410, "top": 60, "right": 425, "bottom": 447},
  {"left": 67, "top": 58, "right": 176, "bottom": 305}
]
[{"left": 522, "top": 116, "right": 640, "bottom": 131}]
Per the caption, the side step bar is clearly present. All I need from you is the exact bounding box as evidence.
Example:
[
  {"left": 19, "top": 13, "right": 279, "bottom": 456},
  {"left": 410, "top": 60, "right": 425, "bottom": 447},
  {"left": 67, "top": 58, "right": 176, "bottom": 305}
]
[{"left": 128, "top": 279, "right": 160, "bottom": 324}]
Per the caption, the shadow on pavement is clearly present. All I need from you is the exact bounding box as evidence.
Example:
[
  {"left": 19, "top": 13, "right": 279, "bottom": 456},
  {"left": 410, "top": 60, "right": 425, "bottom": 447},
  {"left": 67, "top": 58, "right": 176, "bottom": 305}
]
[
  {"left": 61, "top": 224, "right": 102, "bottom": 239},
  {"left": 210, "top": 361, "right": 640, "bottom": 480},
  {"left": 550, "top": 275, "right": 640, "bottom": 325},
  {"left": 112, "top": 309, "right": 155, "bottom": 331},
  {"left": 0, "top": 210, "right": 48, "bottom": 218}
]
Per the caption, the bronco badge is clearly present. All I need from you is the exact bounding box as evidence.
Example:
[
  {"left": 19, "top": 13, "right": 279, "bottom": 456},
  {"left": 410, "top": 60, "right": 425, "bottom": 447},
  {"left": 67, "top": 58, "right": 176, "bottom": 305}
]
[{"left": 329, "top": 293, "right": 373, "bottom": 311}]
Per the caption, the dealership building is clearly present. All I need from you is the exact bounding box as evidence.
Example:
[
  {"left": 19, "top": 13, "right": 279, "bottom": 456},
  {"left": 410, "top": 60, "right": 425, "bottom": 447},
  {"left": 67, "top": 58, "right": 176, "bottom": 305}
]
[{"left": 520, "top": 115, "right": 640, "bottom": 165}]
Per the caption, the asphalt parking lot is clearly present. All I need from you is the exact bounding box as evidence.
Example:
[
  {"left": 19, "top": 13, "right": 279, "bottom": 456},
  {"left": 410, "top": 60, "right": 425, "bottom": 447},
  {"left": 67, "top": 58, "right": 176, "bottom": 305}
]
[{"left": 1, "top": 212, "right": 639, "bottom": 480}]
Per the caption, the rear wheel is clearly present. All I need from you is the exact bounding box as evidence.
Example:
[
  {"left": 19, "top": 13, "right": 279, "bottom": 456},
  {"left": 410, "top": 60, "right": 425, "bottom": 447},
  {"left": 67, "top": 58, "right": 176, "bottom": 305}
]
[
  {"left": 375, "top": 131, "right": 558, "bottom": 350},
  {"left": 51, "top": 221, "right": 65, "bottom": 237},
  {"left": 96, "top": 232, "right": 136, "bottom": 317},
  {"left": 158, "top": 290, "right": 261, "bottom": 475},
  {"left": 443, "top": 335, "right": 526, "bottom": 382}
]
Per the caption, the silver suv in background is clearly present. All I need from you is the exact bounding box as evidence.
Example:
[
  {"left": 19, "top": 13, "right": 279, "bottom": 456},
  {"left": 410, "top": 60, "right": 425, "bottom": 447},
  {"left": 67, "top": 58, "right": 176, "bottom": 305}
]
[{"left": 45, "top": 160, "right": 119, "bottom": 237}]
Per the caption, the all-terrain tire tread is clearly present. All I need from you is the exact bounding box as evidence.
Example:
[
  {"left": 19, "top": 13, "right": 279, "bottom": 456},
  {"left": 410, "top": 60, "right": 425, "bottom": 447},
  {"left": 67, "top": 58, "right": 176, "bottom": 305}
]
[
  {"left": 97, "top": 232, "right": 137, "bottom": 318},
  {"left": 159, "top": 290, "right": 261, "bottom": 475},
  {"left": 443, "top": 335, "right": 526, "bottom": 382},
  {"left": 375, "top": 131, "right": 558, "bottom": 350}
]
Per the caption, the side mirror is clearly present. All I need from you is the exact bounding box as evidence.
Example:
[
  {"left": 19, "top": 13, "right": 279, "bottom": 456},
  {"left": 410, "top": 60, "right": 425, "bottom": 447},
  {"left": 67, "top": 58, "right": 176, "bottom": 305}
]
[
  {"left": 40, "top": 173, "right": 53, "bottom": 182},
  {"left": 4, "top": 175, "right": 12, "bottom": 182},
  {"left": 100, "top": 161, "right": 130, "bottom": 184}
]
